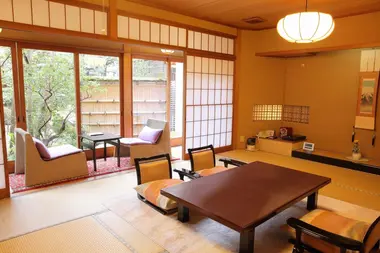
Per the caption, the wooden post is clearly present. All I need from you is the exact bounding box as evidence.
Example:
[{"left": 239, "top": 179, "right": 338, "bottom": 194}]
[
  {"left": 123, "top": 48, "right": 133, "bottom": 137},
  {"left": 108, "top": 0, "right": 118, "bottom": 40}
]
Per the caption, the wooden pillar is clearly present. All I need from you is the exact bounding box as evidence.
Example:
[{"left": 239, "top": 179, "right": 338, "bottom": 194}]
[
  {"left": 108, "top": 0, "right": 118, "bottom": 40},
  {"left": 0, "top": 70, "right": 10, "bottom": 199},
  {"left": 122, "top": 48, "right": 133, "bottom": 137}
]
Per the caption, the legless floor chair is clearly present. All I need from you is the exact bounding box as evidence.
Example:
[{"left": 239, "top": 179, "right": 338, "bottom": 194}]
[
  {"left": 119, "top": 119, "right": 171, "bottom": 165},
  {"left": 15, "top": 128, "right": 88, "bottom": 187}
]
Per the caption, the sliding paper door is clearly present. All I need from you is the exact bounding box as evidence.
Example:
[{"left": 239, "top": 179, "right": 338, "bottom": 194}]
[{"left": 185, "top": 56, "right": 234, "bottom": 153}]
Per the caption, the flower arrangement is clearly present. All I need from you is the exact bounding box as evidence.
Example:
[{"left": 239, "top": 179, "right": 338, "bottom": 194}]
[{"left": 352, "top": 140, "right": 361, "bottom": 154}]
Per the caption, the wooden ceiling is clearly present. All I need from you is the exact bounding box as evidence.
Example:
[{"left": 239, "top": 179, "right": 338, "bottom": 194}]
[{"left": 124, "top": 0, "right": 380, "bottom": 30}]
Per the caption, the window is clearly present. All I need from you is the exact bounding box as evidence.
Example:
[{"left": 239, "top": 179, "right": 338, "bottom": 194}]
[
  {"left": 80, "top": 54, "right": 120, "bottom": 135},
  {"left": 23, "top": 49, "right": 76, "bottom": 147},
  {"left": 283, "top": 105, "right": 310, "bottom": 124},
  {"left": 185, "top": 56, "right": 234, "bottom": 151},
  {"left": 132, "top": 58, "right": 168, "bottom": 137},
  {"left": 252, "top": 105, "right": 283, "bottom": 121}
]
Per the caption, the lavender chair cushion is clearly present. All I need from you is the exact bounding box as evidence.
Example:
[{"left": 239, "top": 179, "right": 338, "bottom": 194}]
[
  {"left": 33, "top": 138, "right": 52, "bottom": 160},
  {"left": 47, "top": 145, "right": 82, "bottom": 160},
  {"left": 120, "top": 138, "right": 152, "bottom": 146},
  {"left": 138, "top": 126, "right": 163, "bottom": 144}
]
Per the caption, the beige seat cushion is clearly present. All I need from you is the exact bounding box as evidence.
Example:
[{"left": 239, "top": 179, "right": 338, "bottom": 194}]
[
  {"left": 289, "top": 209, "right": 370, "bottom": 253},
  {"left": 198, "top": 166, "right": 229, "bottom": 176},
  {"left": 135, "top": 179, "right": 183, "bottom": 210}
]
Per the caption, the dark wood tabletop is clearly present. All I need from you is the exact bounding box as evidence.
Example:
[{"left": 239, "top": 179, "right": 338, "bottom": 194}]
[
  {"left": 161, "top": 161, "right": 331, "bottom": 232},
  {"left": 80, "top": 133, "right": 121, "bottom": 142}
]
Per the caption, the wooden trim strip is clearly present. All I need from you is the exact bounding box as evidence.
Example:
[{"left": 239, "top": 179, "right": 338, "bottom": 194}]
[
  {"left": 117, "top": 10, "right": 237, "bottom": 39},
  {"left": 187, "top": 49, "right": 236, "bottom": 61},
  {"left": 74, "top": 53, "right": 81, "bottom": 147},
  {"left": 119, "top": 54, "right": 124, "bottom": 136},
  {"left": 49, "top": 0, "right": 109, "bottom": 12},
  {"left": 11, "top": 0, "right": 15, "bottom": 22},
  {"left": 117, "top": 37, "right": 185, "bottom": 51},
  {"left": 0, "top": 70, "right": 10, "bottom": 199}
]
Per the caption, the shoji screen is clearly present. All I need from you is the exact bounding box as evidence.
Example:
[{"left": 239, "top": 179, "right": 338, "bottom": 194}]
[{"left": 185, "top": 56, "right": 234, "bottom": 153}]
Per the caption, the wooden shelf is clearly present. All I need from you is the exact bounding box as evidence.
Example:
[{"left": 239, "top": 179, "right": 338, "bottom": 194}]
[{"left": 292, "top": 149, "right": 380, "bottom": 176}]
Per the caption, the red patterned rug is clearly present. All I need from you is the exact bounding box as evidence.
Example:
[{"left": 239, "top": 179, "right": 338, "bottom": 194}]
[{"left": 9, "top": 157, "right": 134, "bottom": 194}]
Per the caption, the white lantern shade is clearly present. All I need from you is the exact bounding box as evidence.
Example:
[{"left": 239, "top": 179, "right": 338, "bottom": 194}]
[{"left": 277, "top": 12, "right": 335, "bottom": 43}]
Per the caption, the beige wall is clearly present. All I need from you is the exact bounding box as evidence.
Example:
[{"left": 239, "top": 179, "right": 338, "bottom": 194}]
[
  {"left": 235, "top": 12, "right": 380, "bottom": 158},
  {"left": 235, "top": 30, "right": 286, "bottom": 149}
]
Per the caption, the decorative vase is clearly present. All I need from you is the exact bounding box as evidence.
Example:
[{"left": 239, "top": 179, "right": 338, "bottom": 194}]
[{"left": 352, "top": 152, "right": 362, "bottom": 161}]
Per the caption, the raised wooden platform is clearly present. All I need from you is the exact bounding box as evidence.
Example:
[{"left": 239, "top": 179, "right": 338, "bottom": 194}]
[
  {"left": 257, "top": 138, "right": 304, "bottom": 156},
  {"left": 292, "top": 149, "right": 380, "bottom": 176}
]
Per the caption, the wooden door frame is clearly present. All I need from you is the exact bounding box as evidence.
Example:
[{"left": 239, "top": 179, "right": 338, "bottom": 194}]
[{"left": 0, "top": 69, "right": 10, "bottom": 198}]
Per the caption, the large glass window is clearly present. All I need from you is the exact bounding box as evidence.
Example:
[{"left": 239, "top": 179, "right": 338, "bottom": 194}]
[
  {"left": 132, "top": 59, "right": 168, "bottom": 137},
  {"left": 23, "top": 49, "right": 76, "bottom": 147},
  {"left": 80, "top": 54, "right": 120, "bottom": 135},
  {"left": 0, "top": 46, "right": 16, "bottom": 160}
]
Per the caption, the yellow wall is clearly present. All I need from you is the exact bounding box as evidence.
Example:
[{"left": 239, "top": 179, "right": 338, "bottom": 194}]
[
  {"left": 235, "top": 30, "right": 286, "bottom": 149},
  {"left": 235, "top": 12, "right": 380, "bottom": 157}
]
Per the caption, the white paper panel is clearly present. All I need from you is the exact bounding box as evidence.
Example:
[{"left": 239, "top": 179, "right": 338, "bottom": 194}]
[
  {"left": 201, "top": 120, "right": 208, "bottom": 134},
  {"left": 222, "top": 60, "right": 228, "bottom": 74},
  {"left": 201, "top": 134, "right": 208, "bottom": 146},
  {"left": 222, "top": 105, "right": 227, "bottom": 118},
  {"left": 375, "top": 50, "right": 380, "bottom": 71},
  {"left": 208, "top": 121, "right": 214, "bottom": 134},
  {"left": 228, "top": 76, "right": 234, "bottom": 90},
  {"left": 221, "top": 119, "right": 227, "bottom": 133},
  {"left": 192, "top": 107, "right": 200, "bottom": 122},
  {"left": 81, "top": 8, "right": 94, "bottom": 33},
  {"left": 221, "top": 90, "right": 227, "bottom": 104},
  {"left": 194, "top": 137, "right": 201, "bottom": 148},
  {"left": 226, "top": 132, "right": 232, "bottom": 146},
  {"left": 208, "top": 90, "right": 215, "bottom": 104},
  {"left": 202, "top": 58, "right": 209, "bottom": 73},
  {"left": 215, "top": 90, "right": 221, "bottom": 104},
  {"left": 194, "top": 122, "right": 201, "bottom": 137},
  {"left": 194, "top": 73, "right": 201, "bottom": 89},
  {"left": 186, "top": 122, "right": 193, "bottom": 137},
  {"left": 201, "top": 33, "right": 208, "bottom": 51},
  {"left": 150, "top": 22, "right": 160, "bottom": 43},
  {"left": 222, "top": 38, "right": 228, "bottom": 54},
  {"left": 201, "top": 106, "right": 208, "bottom": 120},
  {"left": 187, "top": 73, "right": 194, "bottom": 89},
  {"left": 186, "top": 90, "right": 194, "bottom": 105},
  {"left": 215, "top": 60, "right": 222, "bottom": 74},
  {"left": 201, "top": 90, "right": 208, "bottom": 104},
  {"left": 202, "top": 74, "right": 208, "bottom": 89},
  {"left": 220, "top": 133, "right": 226, "bottom": 146},
  {"left": 222, "top": 75, "right": 228, "bottom": 89},
  {"left": 194, "top": 32, "right": 201, "bottom": 50},
  {"left": 209, "top": 75, "right": 215, "bottom": 89},
  {"left": 227, "top": 105, "right": 233, "bottom": 118},
  {"left": 117, "top": 15, "right": 129, "bottom": 38},
  {"left": 227, "top": 118, "right": 232, "bottom": 132},
  {"left": 186, "top": 138, "right": 193, "bottom": 150},
  {"left": 208, "top": 35, "right": 215, "bottom": 52},
  {"left": 32, "top": 0, "right": 49, "bottom": 27},
  {"left": 49, "top": 2, "right": 65, "bottom": 29},
  {"left": 66, "top": 5, "right": 80, "bottom": 31},
  {"left": 228, "top": 61, "right": 234, "bottom": 75},
  {"left": 13, "top": 0, "right": 32, "bottom": 24},
  {"left": 228, "top": 39, "right": 234, "bottom": 55},
  {"left": 140, "top": 20, "right": 150, "bottom": 41},
  {"left": 360, "top": 50, "right": 369, "bottom": 72},
  {"left": 169, "top": 26, "right": 178, "bottom": 46},
  {"left": 367, "top": 50, "right": 376, "bottom": 72},
  {"left": 187, "top": 56, "right": 194, "bottom": 72},
  {"left": 215, "top": 36, "right": 222, "bottom": 53},
  {"left": 209, "top": 59, "right": 216, "bottom": 74},
  {"left": 186, "top": 106, "right": 193, "bottom": 121},
  {"left": 215, "top": 75, "right": 222, "bottom": 89},
  {"left": 0, "top": 0, "right": 13, "bottom": 21},
  {"left": 215, "top": 119, "right": 221, "bottom": 133},
  {"left": 94, "top": 11, "right": 107, "bottom": 35},
  {"left": 227, "top": 90, "right": 233, "bottom": 104},
  {"left": 214, "top": 134, "right": 220, "bottom": 148},
  {"left": 194, "top": 57, "right": 202, "bottom": 73},
  {"left": 194, "top": 90, "right": 201, "bottom": 105},
  {"left": 160, "top": 24, "right": 169, "bottom": 44},
  {"left": 188, "top": 31, "right": 194, "bottom": 49},
  {"left": 129, "top": 18, "right": 140, "bottom": 40},
  {"left": 178, "top": 28, "right": 186, "bottom": 47}
]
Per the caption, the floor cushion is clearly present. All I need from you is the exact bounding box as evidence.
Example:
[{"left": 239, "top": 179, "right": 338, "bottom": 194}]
[
  {"left": 120, "top": 138, "right": 152, "bottom": 146},
  {"left": 197, "top": 166, "right": 229, "bottom": 176},
  {"left": 134, "top": 179, "right": 183, "bottom": 210},
  {"left": 288, "top": 209, "right": 370, "bottom": 253},
  {"left": 47, "top": 145, "right": 82, "bottom": 160}
]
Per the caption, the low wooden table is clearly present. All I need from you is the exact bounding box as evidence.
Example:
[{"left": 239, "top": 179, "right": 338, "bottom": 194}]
[
  {"left": 161, "top": 161, "right": 331, "bottom": 253},
  {"left": 80, "top": 133, "right": 121, "bottom": 171}
]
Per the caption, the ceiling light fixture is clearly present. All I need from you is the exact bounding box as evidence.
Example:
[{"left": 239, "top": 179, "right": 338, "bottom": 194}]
[
  {"left": 277, "top": 0, "right": 335, "bottom": 43},
  {"left": 161, "top": 49, "right": 175, "bottom": 54}
]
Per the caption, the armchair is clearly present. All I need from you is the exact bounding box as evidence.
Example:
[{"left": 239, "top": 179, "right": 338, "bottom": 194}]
[{"left": 287, "top": 209, "right": 380, "bottom": 253}]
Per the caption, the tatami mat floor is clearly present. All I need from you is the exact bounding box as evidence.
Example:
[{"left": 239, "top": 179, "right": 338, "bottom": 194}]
[{"left": 0, "top": 150, "right": 379, "bottom": 253}]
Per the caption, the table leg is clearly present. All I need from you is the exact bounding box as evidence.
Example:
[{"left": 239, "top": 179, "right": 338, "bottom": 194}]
[
  {"left": 93, "top": 142, "right": 97, "bottom": 172},
  {"left": 117, "top": 139, "right": 120, "bottom": 167},
  {"left": 104, "top": 141, "right": 107, "bottom": 161},
  {"left": 178, "top": 204, "right": 189, "bottom": 223},
  {"left": 239, "top": 228, "right": 255, "bottom": 253},
  {"left": 307, "top": 192, "right": 318, "bottom": 211}
]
